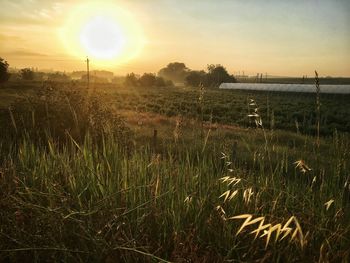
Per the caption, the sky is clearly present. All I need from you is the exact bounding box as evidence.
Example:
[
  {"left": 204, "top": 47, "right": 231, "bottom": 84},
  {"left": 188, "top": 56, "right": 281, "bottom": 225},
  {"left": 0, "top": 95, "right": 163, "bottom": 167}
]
[{"left": 1, "top": 0, "right": 350, "bottom": 77}]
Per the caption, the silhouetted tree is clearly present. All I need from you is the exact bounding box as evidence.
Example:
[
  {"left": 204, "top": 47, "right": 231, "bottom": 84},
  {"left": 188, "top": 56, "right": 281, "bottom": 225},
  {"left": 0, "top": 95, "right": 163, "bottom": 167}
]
[
  {"left": 158, "top": 62, "right": 190, "bottom": 83},
  {"left": 155, "top": 76, "right": 166, "bottom": 87},
  {"left": 139, "top": 73, "right": 157, "bottom": 87},
  {"left": 185, "top": 70, "right": 206, "bottom": 87},
  {"left": 48, "top": 72, "right": 70, "bottom": 82},
  {"left": 206, "top": 64, "right": 236, "bottom": 87},
  {"left": 124, "top": 73, "right": 139, "bottom": 86},
  {"left": 81, "top": 74, "right": 107, "bottom": 83},
  {"left": 164, "top": 79, "right": 174, "bottom": 87},
  {"left": 0, "top": 57, "right": 10, "bottom": 85},
  {"left": 124, "top": 72, "right": 172, "bottom": 87},
  {"left": 20, "top": 68, "right": 35, "bottom": 80}
]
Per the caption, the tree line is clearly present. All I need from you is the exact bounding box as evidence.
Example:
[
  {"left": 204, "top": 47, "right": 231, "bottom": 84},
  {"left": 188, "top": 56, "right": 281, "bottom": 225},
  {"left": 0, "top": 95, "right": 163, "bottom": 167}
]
[
  {"left": 1, "top": 57, "right": 236, "bottom": 87},
  {"left": 123, "top": 62, "right": 236, "bottom": 88},
  {"left": 124, "top": 73, "right": 174, "bottom": 87},
  {"left": 158, "top": 62, "right": 236, "bottom": 87}
]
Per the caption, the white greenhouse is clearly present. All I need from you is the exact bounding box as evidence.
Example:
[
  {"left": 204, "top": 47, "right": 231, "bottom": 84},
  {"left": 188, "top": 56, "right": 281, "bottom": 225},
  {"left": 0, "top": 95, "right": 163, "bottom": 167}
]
[{"left": 219, "top": 83, "right": 350, "bottom": 94}]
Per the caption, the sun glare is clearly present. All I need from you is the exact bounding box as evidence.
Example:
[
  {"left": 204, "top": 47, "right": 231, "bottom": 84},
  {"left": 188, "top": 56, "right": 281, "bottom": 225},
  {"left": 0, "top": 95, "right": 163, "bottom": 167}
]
[
  {"left": 60, "top": 2, "right": 144, "bottom": 65},
  {"left": 80, "top": 16, "right": 125, "bottom": 59}
]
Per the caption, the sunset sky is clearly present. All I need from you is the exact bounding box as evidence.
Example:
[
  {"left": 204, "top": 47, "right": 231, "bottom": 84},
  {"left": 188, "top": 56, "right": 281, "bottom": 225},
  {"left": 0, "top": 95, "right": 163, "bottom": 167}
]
[{"left": 1, "top": 0, "right": 349, "bottom": 77}]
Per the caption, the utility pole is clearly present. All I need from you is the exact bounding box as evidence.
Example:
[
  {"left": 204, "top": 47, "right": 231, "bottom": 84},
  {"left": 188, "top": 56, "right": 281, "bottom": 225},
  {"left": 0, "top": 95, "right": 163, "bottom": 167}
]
[{"left": 86, "top": 57, "right": 90, "bottom": 89}]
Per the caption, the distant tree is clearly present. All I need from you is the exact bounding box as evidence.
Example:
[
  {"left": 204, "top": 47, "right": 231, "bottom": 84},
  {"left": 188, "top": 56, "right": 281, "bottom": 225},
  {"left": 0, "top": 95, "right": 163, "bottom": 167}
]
[
  {"left": 165, "top": 79, "right": 174, "bottom": 87},
  {"left": 155, "top": 76, "right": 166, "bottom": 87},
  {"left": 48, "top": 72, "right": 70, "bottom": 82},
  {"left": 155, "top": 76, "right": 174, "bottom": 87},
  {"left": 185, "top": 70, "right": 206, "bottom": 87},
  {"left": 81, "top": 74, "right": 108, "bottom": 83},
  {"left": 124, "top": 73, "right": 139, "bottom": 86},
  {"left": 20, "top": 68, "right": 35, "bottom": 80},
  {"left": 124, "top": 73, "right": 172, "bottom": 87},
  {"left": 139, "top": 73, "right": 157, "bottom": 87},
  {"left": 0, "top": 57, "right": 10, "bottom": 84},
  {"left": 206, "top": 64, "right": 236, "bottom": 87},
  {"left": 32, "top": 71, "right": 46, "bottom": 81},
  {"left": 158, "top": 62, "right": 190, "bottom": 83}
]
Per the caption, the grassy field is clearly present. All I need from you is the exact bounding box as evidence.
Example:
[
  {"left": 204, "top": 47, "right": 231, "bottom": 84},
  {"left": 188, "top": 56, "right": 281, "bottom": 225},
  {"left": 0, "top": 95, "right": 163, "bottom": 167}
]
[
  {"left": 0, "top": 81, "right": 349, "bottom": 262},
  {"left": 2, "top": 80, "right": 350, "bottom": 135},
  {"left": 106, "top": 84, "right": 350, "bottom": 135},
  {"left": 236, "top": 77, "right": 350, "bottom": 85}
]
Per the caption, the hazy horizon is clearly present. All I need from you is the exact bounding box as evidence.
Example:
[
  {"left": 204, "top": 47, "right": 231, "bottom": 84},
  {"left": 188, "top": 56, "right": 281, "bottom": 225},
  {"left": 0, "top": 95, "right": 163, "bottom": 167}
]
[{"left": 1, "top": 0, "right": 350, "bottom": 77}]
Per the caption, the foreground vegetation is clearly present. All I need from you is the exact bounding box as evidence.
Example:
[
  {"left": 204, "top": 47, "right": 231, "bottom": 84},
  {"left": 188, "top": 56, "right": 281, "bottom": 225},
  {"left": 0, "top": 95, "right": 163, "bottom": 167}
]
[{"left": 0, "top": 82, "right": 349, "bottom": 262}]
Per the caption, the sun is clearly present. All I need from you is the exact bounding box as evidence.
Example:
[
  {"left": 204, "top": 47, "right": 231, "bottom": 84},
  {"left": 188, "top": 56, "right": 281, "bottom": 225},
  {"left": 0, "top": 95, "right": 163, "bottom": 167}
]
[
  {"left": 60, "top": 2, "right": 144, "bottom": 65},
  {"left": 80, "top": 16, "right": 125, "bottom": 60}
]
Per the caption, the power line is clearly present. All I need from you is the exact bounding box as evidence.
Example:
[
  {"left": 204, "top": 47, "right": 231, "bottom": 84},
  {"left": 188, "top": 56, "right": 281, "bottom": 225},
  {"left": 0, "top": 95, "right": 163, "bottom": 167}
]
[{"left": 86, "top": 57, "right": 90, "bottom": 88}]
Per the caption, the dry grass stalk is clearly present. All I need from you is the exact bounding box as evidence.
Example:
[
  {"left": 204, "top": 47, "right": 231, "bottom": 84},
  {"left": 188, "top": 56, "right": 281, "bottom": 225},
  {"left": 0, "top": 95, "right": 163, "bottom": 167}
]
[
  {"left": 8, "top": 107, "right": 17, "bottom": 134},
  {"left": 315, "top": 70, "right": 321, "bottom": 147},
  {"left": 229, "top": 214, "right": 305, "bottom": 249},
  {"left": 247, "top": 99, "right": 263, "bottom": 128},
  {"left": 198, "top": 83, "right": 205, "bottom": 138},
  {"left": 324, "top": 199, "right": 334, "bottom": 211},
  {"left": 243, "top": 188, "right": 254, "bottom": 204},
  {"left": 173, "top": 115, "right": 183, "bottom": 143},
  {"left": 294, "top": 160, "right": 312, "bottom": 174},
  {"left": 202, "top": 112, "right": 213, "bottom": 152}
]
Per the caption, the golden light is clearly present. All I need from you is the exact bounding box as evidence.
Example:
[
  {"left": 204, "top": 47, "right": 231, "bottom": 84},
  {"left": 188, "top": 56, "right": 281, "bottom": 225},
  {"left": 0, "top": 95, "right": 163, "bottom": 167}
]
[
  {"left": 80, "top": 16, "right": 125, "bottom": 59},
  {"left": 60, "top": 2, "right": 144, "bottom": 65}
]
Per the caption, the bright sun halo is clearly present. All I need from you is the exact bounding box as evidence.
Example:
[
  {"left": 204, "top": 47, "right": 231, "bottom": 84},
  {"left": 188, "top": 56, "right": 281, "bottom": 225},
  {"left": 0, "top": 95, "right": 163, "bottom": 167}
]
[
  {"left": 80, "top": 16, "right": 125, "bottom": 60},
  {"left": 60, "top": 3, "right": 144, "bottom": 65}
]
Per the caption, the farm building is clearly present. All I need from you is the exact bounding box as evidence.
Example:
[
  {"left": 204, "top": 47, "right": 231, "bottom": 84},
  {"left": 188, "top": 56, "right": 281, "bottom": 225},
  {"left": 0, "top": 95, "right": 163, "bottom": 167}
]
[{"left": 219, "top": 83, "right": 350, "bottom": 94}]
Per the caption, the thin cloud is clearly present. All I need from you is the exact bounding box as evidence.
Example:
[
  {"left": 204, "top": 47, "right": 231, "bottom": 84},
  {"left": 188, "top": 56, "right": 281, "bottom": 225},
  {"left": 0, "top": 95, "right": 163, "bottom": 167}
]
[
  {"left": 0, "top": 15, "right": 46, "bottom": 26},
  {"left": 4, "top": 49, "right": 49, "bottom": 57},
  {"left": 0, "top": 34, "right": 24, "bottom": 42}
]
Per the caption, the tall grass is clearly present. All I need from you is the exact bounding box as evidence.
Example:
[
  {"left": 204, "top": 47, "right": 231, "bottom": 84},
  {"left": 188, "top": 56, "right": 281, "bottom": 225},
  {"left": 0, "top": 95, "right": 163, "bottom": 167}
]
[
  {"left": 315, "top": 70, "right": 321, "bottom": 148},
  {"left": 0, "top": 84, "right": 349, "bottom": 262}
]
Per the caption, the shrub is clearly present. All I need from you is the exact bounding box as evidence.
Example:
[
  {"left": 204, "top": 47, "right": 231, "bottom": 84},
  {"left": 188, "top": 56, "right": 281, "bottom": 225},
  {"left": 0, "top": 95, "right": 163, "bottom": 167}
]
[{"left": 0, "top": 57, "right": 10, "bottom": 84}]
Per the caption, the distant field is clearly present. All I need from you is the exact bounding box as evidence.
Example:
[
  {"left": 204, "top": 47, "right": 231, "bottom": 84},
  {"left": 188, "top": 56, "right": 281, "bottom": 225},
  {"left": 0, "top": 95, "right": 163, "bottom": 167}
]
[
  {"left": 0, "top": 80, "right": 349, "bottom": 262},
  {"left": 1, "top": 80, "right": 350, "bottom": 135},
  {"left": 107, "top": 83, "right": 350, "bottom": 135}
]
